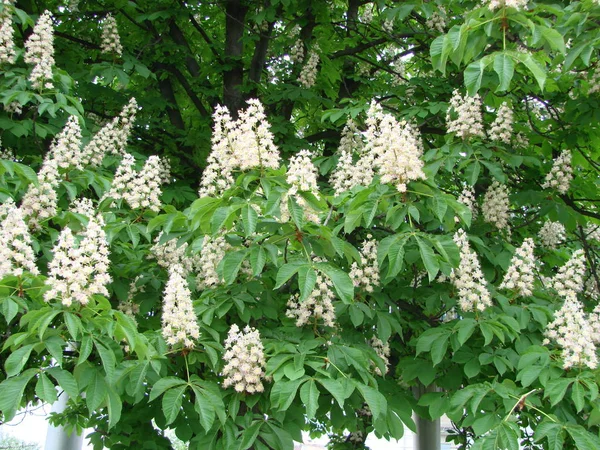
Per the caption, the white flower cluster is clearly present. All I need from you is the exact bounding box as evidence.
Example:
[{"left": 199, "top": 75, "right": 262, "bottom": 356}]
[
  {"left": 100, "top": 14, "right": 122, "bottom": 56},
  {"left": 161, "top": 265, "right": 200, "bottom": 348},
  {"left": 367, "top": 102, "right": 426, "bottom": 192},
  {"left": 425, "top": 8, "right": 446, "bottom": 33},
  {"left": 0, "top": 199, "right": 39, "bottom": 278},
  {"left": 489, "top": 102, "right": 513, "bottom": 144},
  {"left": 196, "top": 235, "right": 229, "bottom": 289},
  {"left": 0, "top": 143, "right": 15, "bottom": 160},
  {"left": 330, "top": 119, "right": 367, "bottom": 196},
  {"left": 104, "top": 153, "right": 168, "bottom": 212},
  {"left": 360, "top": 5, "right": 373, "bottom": 24},
  {"left": 286, "top": 269, "right": 336, "bottom": 327},
  {"left": 392, "top": 59, "right": 405, "bottom": 86},
  {"left": 0, "top": 0, "right": 15, "bottom": 64},
  {"left": 456, "top": 186, "right": 478, "bottom": 222},
  {"left": 222, "top": 324, "right": 266, "bottom": 394},
  {"left": 482, "top": 181, "right": 510, "bottom": 233},
  {"left": 544, "top": 298, "right": 597, "bottom": 369},
  {"left": 451, "top": 229, "right": 492, "bottom": 312},
  {"left": 488, "top": 0, "right": 528, "bottom": 11},
  {"left": 118, "top": 276, "right": 143, "bottom": 318},
  {"left": 552, "top": 249, "right": 586, "bottom": 301},
  {"left": 541, "top": 150, "right": 572, "bottom": 194},
  {"left": 80, "top": 98, "right": 139, "bottom": 167},
  {"left": 199, "top": 100, "right": 280, "bottom": 197},
  {"left": 538, "top": 220, "right": 566, "bottom": 249},
  {"left": 370, "top": 337, "right": 390, "bottom": 376},
  {"left": 585, "top": 224, "right": 600, "bottom": 241},
  {"left": 585, "top": 278, "right": 599, "bottom": 301},
  {"left": 150, "top": 232, "right": 198, "bottom": 274},
  {"left": 280, "top": 150, "right": 321, "bottom": 224},
  {"left": 69, "top": 197, "right": 96, "bottom": 218},
  {"left": 289, "top": 26, "right": 304, "bottom": 64},
  {"left": 499, "top": 238, "right": 536, "bottom": 297},
  {"left": 349, "top": 235, "right": 380, "bottom": 292},
  {"left": 588, "top": 64, "right": 600, "bottom": 95},
  {"left": 446, "top": 90, "right": 485, "bottom": 140},
  {"left": 24, "top": 10, "right": 55, "bottom": 90},
  {"left": 382, "top": 18, "right": 394, "bottom": 33},
  {"left": 44, "top": 215, "right": 112, "bottom": 306},
  {"left": 20, "top": 158, "right": 60, "bottom": 229},
  {"left": 4, "top": 101, "right": 21, "bottom": 115},
  {"left": 299, "top": 46, "right": 320, "bottom": 88},
  {"left": 47, "top": 116, "right": 83, "bottom": 171}
]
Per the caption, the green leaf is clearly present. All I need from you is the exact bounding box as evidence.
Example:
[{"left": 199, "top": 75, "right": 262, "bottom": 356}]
[
  {"left": 300, "top": 379, "right": 319, "bottom": 420},
  {"left": 64, "top": 312, "right": 82, "bottom": 340},
  {"left": 566, "top": 424, "right": 600, "bottom": 449},
  {"left": 78, "top": 334, "right": 93, "bottom": 365},
  {"left": 540, "top": 27, "right": 566, "bottom": 54},
  {"left": 47, "top": 368, "right": 78, "bottom": 398},
  {"left": 464, "top": 56, "right": 492, "bottom": 95},
  {"left": 149, "top": 377, "right": 187, "bottom": 402},
  {"left": 378, "top": 234, "right": 409, "bottom": 279},
  {"left": 242, "top": 205, "right": 258, "bottom": 236},
  {"left": 416, "top": 328, "right": 445, "bottom": 356},
  {"left": 430, "top": 196, "right": 448, "bottom": 222},
  {"left": 355, "top": 383, "right": 387, "bottom": 422},
  {"left": 534, "top": 420, "right": 565, "bottom": 450},
  {"left": 545, "top": 378, "right": 572, "bottom": 406},
  {"left": 455, "top": 318, "right": 476, "bottom": 346},
  {"left": 0, "top": 369, "right": 37, "bottom": 421},
  {"left": 5, "top": 344, "right": 34, "bottom": 377},
  {"left": 86, "top": 371, "right": 108, "bottom": 413},
  {"left": 107, "top": 387, "right": 122, "bottom": 429},
  {"left": 270, "top": 378, "right": 302, "bottom": 411},
  {"left": 162, "top": 385, "right": 186, "bottom": 425},
  {"left": 248, "top": 246, "right": 266, "bottom": 276},
  {"left": 315, "top": 263, "right": 354, "bottom": 303},
  {"left": 222, "top": 249, "right": 248, "bottom": 285},
  {"left": 318, "top": 378, "right": 353, "bottom": 409},
  {"left": 238, "top": 422, "right": 263, "bottom": 450},
  {"left": 493, "top": 52, "right": 514, "bottom": 92},
  {"left": 516, "top": 52, "right": 546, "bottom": 91},
  {"left": 274, "top": 261, "right": 306, "bottom": 289},
  {"left": 415, "top": 236, "right": 439, "bottom": 281},
  {"left": 287, "top": 196, "right": 305, "bottom": 229},
  {"left": 431, "top": 333, "right": 449, "bottom": 366},
  {"left": 35, "top": 373, "right": 58, "bottom": 403},
  {"left": 297, "top": 266, "right": 317, "bottom": 302},
  {"left": 572, "top": 380, "right": 585, "bottom": 413}
]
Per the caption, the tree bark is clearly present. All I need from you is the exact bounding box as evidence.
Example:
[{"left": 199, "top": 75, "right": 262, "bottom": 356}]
[{"left": 223, "top": 0, "right": 248, "bottom": 117}]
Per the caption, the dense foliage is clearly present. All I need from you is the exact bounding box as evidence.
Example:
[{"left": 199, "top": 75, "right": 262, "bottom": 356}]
[{"left": 1, "top": 1, "right": 600, "bottom": 449}]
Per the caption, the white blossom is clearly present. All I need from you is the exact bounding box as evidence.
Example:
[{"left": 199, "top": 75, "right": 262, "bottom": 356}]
[
  {"left": 222, "top": 324, "right": 266, "bottom": 394},
  {"left": 44, "top": 216, "right": 112, "bottom": 306},
  {"left": 585, "top": 224, "right": 600, "bottom": 242},
  {"left": 482, "top": 181, "right": 510, "bottom": 233},
  {"left": 69, "top": 197, "right": 96, "bottom": 218},
  {"left": 0, "top": 198, "right": 39, "bottom": 278},
  {"left": 289, "top": 26, "right": 304, "bottom": 64},
  {"left": 552, "top": 249, "right": 586, "bottom": 301},
  {"left": 538, "top": 221, "right": 566, "bottom": 249},
  {"left": 100, "top": 14, "right": 122, "bottom": 56},
  {"left": 370, "top": 337, "right": 390, "bottom": 376},
  {"left": 349, "top": 235, "right": 380, "bottom": 292},
  {"left": 161, "top": 265, "right": 200, "bottom": 348},
  {"left": 286, "top": 266, "right": 336, "bottom": 327},
  {"left": 4, "top": 101, "right": 21, "bottom": 115},
  {"left": 0, "top": 0, "right": 16, "bottom": 64},
  {"left": 425, "top": 8, "right": 446, "bottom": 33},
  {"left": 451, "top": 229, "right": 492, "bottom": 312},
  {"left": 104, "top": 153, "right": 167, "bottom": 212},
  {"left": 20, "top": 158, "right": 60, "bottom": 230},
  {"left": 199, "top": 100, "right": 280, "bottom": 197},
  {"left": 80, "top": 98, "right": 138, "bottom": 167},
  {"left": 368, "top": 101, "right": 426, "bottom": 193},
  {"left": 299, "top": 46, "right": 319, "bottom": 88},
  {"left": 489, "top": 102, "right": 513, "bottom": 144},
  {"left": 280, "top": 150, "right": 321, "bottom": 224},
  {"left": 150, "top": 232, "right": 200, "bottom": 275},
  {"left": 456, "top": 185, "right": 478, "bottom": 222},
  {"left": 446, "top": 90, "right": 485, "bottom": 140},
  {"left": 118, "top": 275, "right": 144, "bottom": 318},
  {"left": 499, "top": 238, "right": 536, "bottom": 297},
  {"left": 330, "top": 119, "right": 367, "bottom": 196},
  {"left": 47, "top": 116, "right": 83, "bottom": 171},
  {"left": 541, "top": 150, "right": 572, "bottom": 194},
  {"left": 488, "top": 0, "right": 528, "bottom": 11},
  {"left": 196, "top": 235, "right": 229, "bottom": 289},
  {"left": 544, "top": 298, "right": 597, "bottom": 370},
  {"left": 24, "top": 10, "right": 55, "bottom": 90}
]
